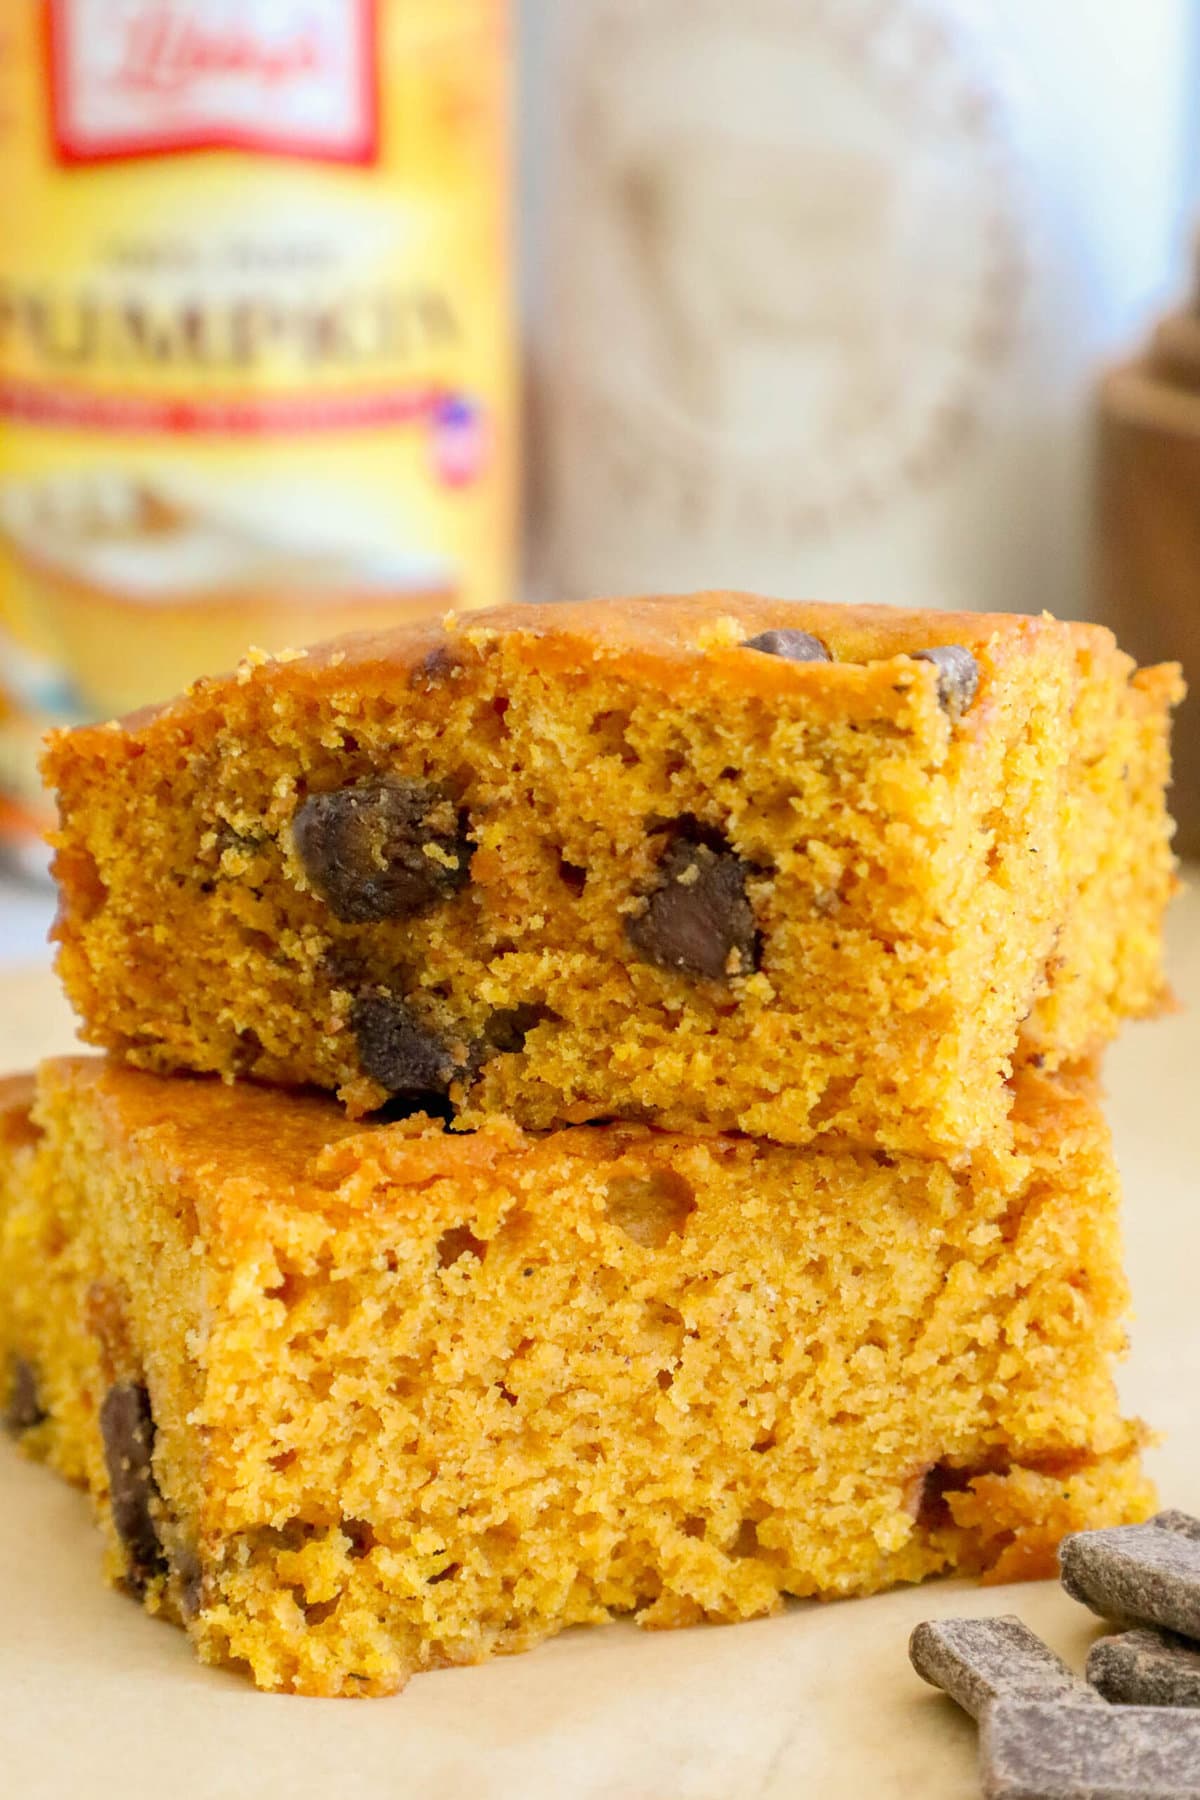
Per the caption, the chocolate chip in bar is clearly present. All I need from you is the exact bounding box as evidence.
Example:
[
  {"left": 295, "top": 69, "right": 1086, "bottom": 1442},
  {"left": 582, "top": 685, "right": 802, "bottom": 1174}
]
[
  {"left": 627, "top": 832, "right": 758, "bottom": 982},
  {"left": 913, "top": 645, "right": 980, "bottom": 718},
  {"left": 1060, "top": 1518, "right": 1200, "bottom": 1639},
  {"left": 909, "top": 1615, "right": 1102, "bottom": 1721},
  {"left": 4, "top": 1353, "right": 46, "bottom": 1433},
  {"left": 981, "top": 1698, "right": 1200, "bottom": 1800},
  {"left": 99, "top": 1381, "right": 165, "bottom": 1595},
  {"left": 352, "top": 992, "right": 463, "bottom": 1097},
  {"left": 741, "top": 628, "right": 831, "bottom": 663},
  {"left": 1088, "top": 1629, "right": 1200, "bottom": 1710},
  {"left": 409, "top": 644, "right": 464, "bottom": 689},
  {"left": 171, "top": 1543, "right": 206, "bottom": 1621},
  {"left": 293, "top": 778, "right": 471, "bottom": 924}
]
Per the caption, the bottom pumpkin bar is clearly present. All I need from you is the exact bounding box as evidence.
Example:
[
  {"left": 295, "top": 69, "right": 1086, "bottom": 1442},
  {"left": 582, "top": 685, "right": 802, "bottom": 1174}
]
[{"left": 0, "top": 1057, "right": 1151, "bottom": 1697}]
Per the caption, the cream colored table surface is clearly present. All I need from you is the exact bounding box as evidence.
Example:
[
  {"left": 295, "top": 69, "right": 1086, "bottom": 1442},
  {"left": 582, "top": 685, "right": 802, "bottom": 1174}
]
[{"left": 1, "top": 881, "right": 1198, "bottom": 1800}]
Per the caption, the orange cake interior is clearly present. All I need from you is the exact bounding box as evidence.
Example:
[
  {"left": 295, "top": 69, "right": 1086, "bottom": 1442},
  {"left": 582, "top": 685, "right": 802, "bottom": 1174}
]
[
  {"left": 44, "top": 595, "right": 1181, "bottom": 1156},
  {"left": 0, "top": 1058, "right": 1151, "bottom": 1697}
]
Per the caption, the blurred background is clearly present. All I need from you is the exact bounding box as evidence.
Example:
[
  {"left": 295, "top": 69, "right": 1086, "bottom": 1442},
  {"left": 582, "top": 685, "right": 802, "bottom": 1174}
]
[{"left": 1, "top": 0, "right": 1197, "bottom": 963}]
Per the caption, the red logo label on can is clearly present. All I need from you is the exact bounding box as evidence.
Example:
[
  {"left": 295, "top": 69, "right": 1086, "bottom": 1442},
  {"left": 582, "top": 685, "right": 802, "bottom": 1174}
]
[{"left": 46, "top": 0, "right": 379, "bottom": 165}]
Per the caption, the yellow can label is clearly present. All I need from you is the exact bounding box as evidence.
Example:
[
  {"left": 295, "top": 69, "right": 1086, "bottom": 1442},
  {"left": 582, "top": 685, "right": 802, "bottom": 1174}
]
[{"left": 0, "top": 0, "right": 514, "bottom": 838}]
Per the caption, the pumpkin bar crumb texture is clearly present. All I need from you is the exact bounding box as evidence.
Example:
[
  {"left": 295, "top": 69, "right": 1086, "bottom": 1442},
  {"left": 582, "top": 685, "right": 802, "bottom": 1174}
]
[
  {"left": 43, "top": 594, "right": 1182, "bottom": 1154},
  {"left": 0, "top": 1058, "right": 1151, "bottom": 1697}
]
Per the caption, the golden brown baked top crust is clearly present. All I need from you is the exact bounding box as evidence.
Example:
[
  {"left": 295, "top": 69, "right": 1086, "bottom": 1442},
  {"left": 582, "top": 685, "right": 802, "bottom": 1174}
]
[
  {"left": 47, "top": 592, "right": 1142, "bottom": 770},
  {"left": 38, "top": 1057, "right": 366, "bottom": 1201},
  {"left": 38, "top": 592, "right": 1180, "bottom": 1152},
  {"left": 34, "top": 1054, "right": 1101, "bottom": 1228}
]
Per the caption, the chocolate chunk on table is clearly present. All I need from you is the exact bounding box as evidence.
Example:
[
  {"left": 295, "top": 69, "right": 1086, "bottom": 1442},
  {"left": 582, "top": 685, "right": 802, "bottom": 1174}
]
[
  {"left": 1060, "top": 1519, "right": 1200, "bottom": 1639},
  {"left": 909, "top": 1615, "right": 1103, "bottom": 1720},
  {"left": 981, "top": 1698, "right": 1200, "bottom": 1799},
  {"left": 1151, "top": 1511, "right": 1200, "bottom": 1545},
  {"left": 1088, "top": 1630, "right": 1200, "bottom": 1709}
]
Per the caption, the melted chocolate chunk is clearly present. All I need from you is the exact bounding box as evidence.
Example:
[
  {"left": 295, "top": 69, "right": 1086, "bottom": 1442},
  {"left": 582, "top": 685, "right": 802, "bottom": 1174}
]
[
  {"left": 172, "top": 1544, "right": 205, "bottom": 1620},
  {"left": 627, "top": 831, "right": 758, "bottom": 981},
  {"left": 4, "top": 1354, "right": 46, "bottom": 1434},
  {"left": 741, "top": 628, "right": 831, "bottom": 663},
  {"left": 913, "top": 645, "right": 980, "bottom": 718},
  {"left": 410, "top": 645, "right": 463, "bottom": 688},
  {"left": 352, "top": 992, "right": 462, "bottom": 1096},
  {"left": 293, "top": 779, "right": 471, "bottom": 924},
  {"left": 99, "top": 1382, "right": 165, "bottom": 1594}
]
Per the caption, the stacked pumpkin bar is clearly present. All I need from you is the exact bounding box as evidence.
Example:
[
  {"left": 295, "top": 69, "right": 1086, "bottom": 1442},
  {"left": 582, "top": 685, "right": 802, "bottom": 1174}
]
[{"left": 0, "top": 594, "right": 1183, "bottom": 1696}]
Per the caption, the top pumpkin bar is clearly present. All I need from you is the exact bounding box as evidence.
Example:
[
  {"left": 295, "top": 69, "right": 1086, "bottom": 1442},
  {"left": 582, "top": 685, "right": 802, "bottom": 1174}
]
[{"left": 44, "top": 594, "right": 1181, "bottom": 1157}]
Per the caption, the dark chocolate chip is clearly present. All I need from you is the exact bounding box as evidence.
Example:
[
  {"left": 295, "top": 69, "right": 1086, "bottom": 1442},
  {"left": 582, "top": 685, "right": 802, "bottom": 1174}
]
[
  {"left": 909, "top": 1616, "right": 1102, "bottom": 1721},
  {"left": 627, "top": 833, "right": 758, "bottom": 981},
  {"left": 741, "top": 628, "right": 831, "bottom": 663},
  {"left": 172, "top": 1544, "right": 205, "bottom": 1620},
  {"left": 99, "top": 1382, "right": 165, "bottom": 1594},
  {"left": 981, "top": 1698, "right": 1200, "bottom": 1800},
  {"left": 1060, "top": 1519, "right": 1200, "bottom": 1639},
  {"left": 293, "top": 779, "right": 471, "bottom": 924},
  {"left": 1088, "top": 1629, "right": 1200, "bottom": 1708},
  {"left": 410, "top": 645, "right": 463, "bottom": 687},
  {"left": 352, "top": 992, "right": 462, "bottom": 1096},
  {"left": 4, "top": 1354, "right": 46, "bottom": 1433},
  {"left": 913, "top": 645, "right": 980, "bottom": 718}
]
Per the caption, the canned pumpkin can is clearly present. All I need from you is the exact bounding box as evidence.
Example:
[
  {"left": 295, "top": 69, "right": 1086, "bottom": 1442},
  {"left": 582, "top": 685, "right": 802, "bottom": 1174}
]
[{"left": 0, "top": 0, "right": 515, "bottom": 864}]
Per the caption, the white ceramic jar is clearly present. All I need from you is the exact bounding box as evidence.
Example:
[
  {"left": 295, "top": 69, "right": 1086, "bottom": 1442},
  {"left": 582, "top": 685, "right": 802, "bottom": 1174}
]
[{"left": 525, "top": 0, "right": 1195, "bottom": 615}]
